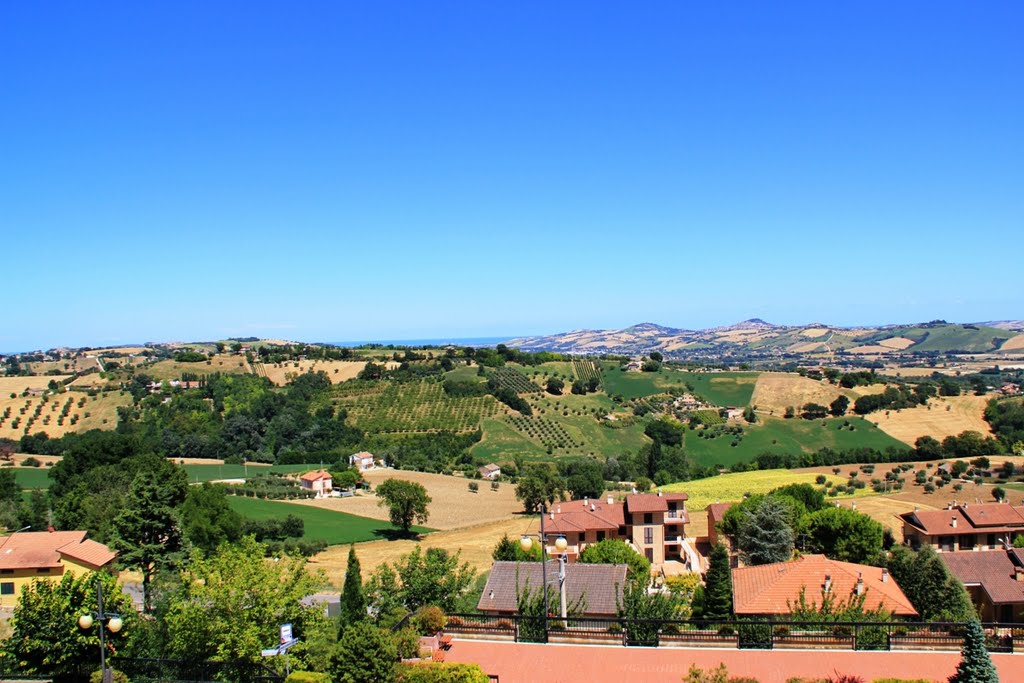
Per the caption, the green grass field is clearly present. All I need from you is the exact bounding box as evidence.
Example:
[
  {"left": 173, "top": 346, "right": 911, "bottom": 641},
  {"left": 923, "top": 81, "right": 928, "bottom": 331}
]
[
  {"left": 12, "top": 467, "right": 52, "bottom": 489},
  {"left": 181, "top": 463, "right": 315, "bottom": 483},
  {"left": 227, "top": 496, "right": 433, "bottom": 544},
  {"left": 683, "top": 416, "right": 907, "bottom": 468},
  {"left": 601, "top": 368, "right": 758, "bottom": 405}
]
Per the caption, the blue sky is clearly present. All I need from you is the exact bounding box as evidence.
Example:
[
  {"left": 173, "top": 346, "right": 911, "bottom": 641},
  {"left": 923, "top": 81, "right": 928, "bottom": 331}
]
[{"left": 2, "top": 2, "right": 1021, "bottom": 351}]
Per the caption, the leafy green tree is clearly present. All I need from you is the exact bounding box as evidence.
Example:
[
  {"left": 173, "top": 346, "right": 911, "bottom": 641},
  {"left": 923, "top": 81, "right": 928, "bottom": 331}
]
[
  {"left": 545, "top": 377, "right": 564, "bottom": 395},
  {"left": 0, "top": 467, "right": 19, "bottom": 504},
  {"left": 742, "top": 405, "right": 757, "bottom": 423},
  {"left": 804, "top": 507, "right": 884, "bottom": 564},
  {"left": 915, "top": 435, "right": 944, "bottom": 460},
  {"left": 649, "top": 352, "right": 663, "bottom": 363},
  {"left": 393, "top": 546, "right": 475, "bottom": 612},
  {"left": 364, "top": 563, "right": 405, "bottom": 628},
  {"left": 110, "top": 462, "right": 188, "bottom": 612},
  {"left": 738, "top": 497, "right": 794, "bottom": 565},
  {"left": 703, "top": 543, "right": 733, "bottom": 619},
  {"left": 578, "top": 539, "right": 651, "bottom": 586},
  {"left": 330, "top": 622, "right": 397, "bottom": 683},
  {"left": 340, "top": 545, "right": 366, "bottom": 627},
  {"left": 514, "top": 464, "right": 565, "bottom": 513},
  {"left": 164, "top": 536, "right": 328, "bottom": 666},
  {"left": 618, "top": 579, "right": 683, "bottom": 645},
  {"left": 179, "top": 483, "right": 242, "bottom": 553},
  {"left": 491, "top": 533, "right": 541, "bottom": 562},
  {"left": 802, "top": 403, "right": 829, "bottom": 419},
  {"left": 375, "top": 479, "right": 431, "bottom": 534},
  {"left": 886, "top": 545, "right": 975, "bottom": 621},
  {"left": 4, "top": 571, "right": 133, "bottom": 679},
  {"left": 829, "top": 395, "right": 850, "bottom": 417},
  {"left": 561, "top": 459, "right": 605, "bottom": 500},
  {"left": 770, "top": 483, "right": 827, "bottom": 512},
  {"left": 787, "top": 585, "right": 892, "bottom": 623},
  {"left": 948, "top": 619, "right": 998, "bottom": 683},
  {"left": 992, "top": 486, "right": 1006, "bottom": 502},
  {"left": 396, "top": 662, "right": 490, "bottom": 683}
]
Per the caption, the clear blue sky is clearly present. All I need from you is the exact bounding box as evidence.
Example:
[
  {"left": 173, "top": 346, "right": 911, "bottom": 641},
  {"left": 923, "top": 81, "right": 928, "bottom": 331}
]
[{"left": 2, "top": 2, "right": 1021, "bottom": 351}]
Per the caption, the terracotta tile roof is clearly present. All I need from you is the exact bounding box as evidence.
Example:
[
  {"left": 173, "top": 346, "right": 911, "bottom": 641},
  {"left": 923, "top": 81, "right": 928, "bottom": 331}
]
[
  {"left": 959, "top": 503, "right": 1024, "bottom": 528},
  {"left": 546, "top": 499, "right": 625, "bottom": 534},
  {"left": 477, "top": 561, "right": 627, "bottom": 616},
  {"left": 941, "top": 550, "right": 1024, "bottom": 605},
  {"left": 299, "top": 470, "right": 331, "bottom": 482},
  {"left": 706, "top": 503, "right": 733, "bottom": 523},
  {"left": 625, "top": 494, "right": 668, "bottom": 513},
  {"left": 732, "top": 554, "right": 917, "bottom": 617},
  {"left": 900, "top": 504, "right": 1024, "bottom": 536},
  {"left": 58, "top": 539, "right": 118, "bottom": 568},
  {"left": 0, "top": 531, "right": 116, "bottom": 570}
]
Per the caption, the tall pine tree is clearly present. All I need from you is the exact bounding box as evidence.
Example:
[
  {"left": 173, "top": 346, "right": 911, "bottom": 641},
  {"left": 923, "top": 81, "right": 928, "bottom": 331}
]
[
  {"left": 703, "top": 543, "right": 733, "bottom": 620},
  {"left": 948, "top": 619, "right": 999, "bottom": 683},
  {"left": 111, "top": 460, "right": 187, "bottom": 612},
  {"left": 340, "top": 545, "right": 366, "bottom": 628}
]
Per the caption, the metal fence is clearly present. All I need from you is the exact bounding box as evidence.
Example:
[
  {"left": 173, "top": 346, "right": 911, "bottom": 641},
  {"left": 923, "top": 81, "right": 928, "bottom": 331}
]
[
  {"left": 109, "top": 657, "right": 285, "bottom": 683},
  {"left": 444, "top": 613, "right": 1024, "bottom": 653}
]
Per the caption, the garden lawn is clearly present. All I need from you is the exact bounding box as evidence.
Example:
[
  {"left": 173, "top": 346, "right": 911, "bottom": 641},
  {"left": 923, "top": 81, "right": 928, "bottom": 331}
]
[
  {"left": 227, "top": 496, "right": 433, "bottom": 545},
  {"left": 683, "top": 416, "right": 907, "bottom": 468}
]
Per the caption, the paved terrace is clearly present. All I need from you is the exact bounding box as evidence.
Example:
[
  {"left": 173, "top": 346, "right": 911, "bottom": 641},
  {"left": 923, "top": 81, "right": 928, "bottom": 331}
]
[{"left": 446, "top": 640, "right": 1024, "bottom": 683}]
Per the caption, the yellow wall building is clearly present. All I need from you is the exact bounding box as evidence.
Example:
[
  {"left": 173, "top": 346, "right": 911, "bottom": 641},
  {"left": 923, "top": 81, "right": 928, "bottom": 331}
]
[{"left": 0, "top": 530, "right": 117, "bottom": 608}]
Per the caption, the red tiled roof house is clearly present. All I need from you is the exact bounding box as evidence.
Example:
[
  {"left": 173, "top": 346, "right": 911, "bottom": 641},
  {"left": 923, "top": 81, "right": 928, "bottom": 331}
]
[
  {"left": 899, "top": 502, "right": 1024, "bottom": 552},
  {"left": 299, "top": 470, "right": 333, "bottom": 495},
  {"left": 732, "top": 554, "right": 918, "bottom": 618},
  {"left": 0, "top": 531, "right": 117, "bottom": 607},
  {"left": 941, "top": 547, "right": 1024, "bottom": 623}
]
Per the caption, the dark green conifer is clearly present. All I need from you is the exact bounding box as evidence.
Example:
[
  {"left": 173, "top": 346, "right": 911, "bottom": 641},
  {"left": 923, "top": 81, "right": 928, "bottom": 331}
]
[
  {"left": 340, "top": 545, "right": 366, "bottom": 628},
  {"left": 703, "top": 543, "right": 733, "bottom": 620},
  {"left": 948, "top": 619, "right": 998, "bottom": 683}
]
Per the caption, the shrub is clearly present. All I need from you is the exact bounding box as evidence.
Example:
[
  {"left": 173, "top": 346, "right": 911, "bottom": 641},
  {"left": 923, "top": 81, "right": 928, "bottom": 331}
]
[
  {"left": 22, "top": 456, "right": 41, "bottom": 467},
  {"left": 414, "top": 605, "right": 447, "bottom": 635},
  {"left": 90, "top": 670, "right": 129, "bottom": 683},
  {"left": 396, "top": 662, "right": 490, "bottom": 683},
  {"left": 393, "top": 627, "right": 422, "bottom": 659},
  {"left": 284, "top": 673, "right": 331, "bottom": 683}
]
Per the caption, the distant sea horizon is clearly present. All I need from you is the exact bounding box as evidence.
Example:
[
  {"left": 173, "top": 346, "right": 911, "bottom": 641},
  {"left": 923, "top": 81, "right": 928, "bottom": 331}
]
[{"left": 326, "top": 336, "right": 513, "bottom": 348}]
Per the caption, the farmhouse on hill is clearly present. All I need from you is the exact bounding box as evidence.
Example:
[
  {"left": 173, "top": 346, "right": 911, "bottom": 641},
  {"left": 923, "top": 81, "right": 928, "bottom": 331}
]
[
  {"left": 731, "top": 554, "right": 918, "bottom": 618},
  {"left": 477, "top": 561, "right": 627, "bottom": 618},
  {"left": 941, "top": 546, "right": 1024, "bottom": 623},
  {"left": 478, "top": 463, "right": 501, "bottom": 480},
  {"left": 349, "top": 451, "right": 376, "bottom": 471},
  {"left": 898, "top": 501, "right": 1024, "bottom": 552},
  {"left": 299, "top": 470, "right": 333, "bottom": 496},
  {"left": 0, "top": 531, "right": 117, "bottom": 606}
]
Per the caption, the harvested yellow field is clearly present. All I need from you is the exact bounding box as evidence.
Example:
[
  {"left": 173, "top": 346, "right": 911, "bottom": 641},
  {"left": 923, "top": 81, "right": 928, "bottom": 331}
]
[
  {"left": 788, "top": 342, "right": 825, "bottom": 354},
  {"left": 0, "top": 376, "right": 72, "bottom": 395},
  {"left": 95, "top": 346, "right": 151, "bottom": 355},
  {"left": 878, "top": 337, "right": 916, "bottom": 350},
  {"left": 291, "top": 469, "right": 523, "bottom": 530},
  {"left": 310, "top": 517, "right": 533, "bottom": 584},
  {"left": 0, "top": 390, "right": 130, "bottom": 439},
  {"left": 141, "top": 354, "right": 251, "bottom": 380},
  {"left": 800, "top": 328, "right": 831, "bottom": 338},
  {"left": 847, "top": 345, "right": 895, "bottom": 355},
  {"left": 1001, "top": 334, "right": 1024, "bottom": 352},
  {"left": 662, "top": 469, "right": 876, "bottom": 512},
  {"left": 872, "top": 395, "right": 993, "bottom": 445},
  {"left": 751, "top": 373, "right": 844, "bottom": 413},
  {"left": 882, "top": 367, "right": 947, "bottom": 378},
  {"left": 261, "top": 360, "right": 369, "bottom": 386}
]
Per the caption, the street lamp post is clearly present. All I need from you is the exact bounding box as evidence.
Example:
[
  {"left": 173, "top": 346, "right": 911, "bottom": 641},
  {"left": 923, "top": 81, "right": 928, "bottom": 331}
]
[
  {"left": 519, "top": 503, "right": 569, "bottom": 638},
  {"left": 79, "top": 579, "right": 123, "bottom": 683}
]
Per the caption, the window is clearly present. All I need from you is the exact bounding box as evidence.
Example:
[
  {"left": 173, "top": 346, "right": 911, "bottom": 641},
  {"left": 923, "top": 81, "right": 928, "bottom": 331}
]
[
  {"left": 596, "top": 531, "right": 605, "bottom": 542},
  {"left": 644, "top": 527, "right": 653, "bottom": 544},
  {"left": 960, "top": 534, "right": 976, "bottom": 551},
  {"left": 643, "top": 513, "right": 653, "bottom": 524},
  {"left": 36, "top": 568, "right": 50, "bottom": 574},
  {"left": 0, "top": 569, "right": 12, "bottom": 575},
  {"left": 0, "top": 583, "right": 13, "bottom": 595},
  {"left": 624, "top": 513, "right": 632, "bottom": 525},
  {"left": 988, "top": 534, "right": 998, "bottom": 549},
  {"left": 618, "top": 526, "right": 627, "bottom": 537}
]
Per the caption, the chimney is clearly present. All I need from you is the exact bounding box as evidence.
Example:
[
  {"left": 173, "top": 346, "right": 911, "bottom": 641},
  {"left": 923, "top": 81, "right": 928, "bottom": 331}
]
[
  {"left": 951, "top": 517, "right": 957, "bottom": 529},
  {"left": 584, "top": 497, "right": 589, "bottom": 507},
  {"left": 1015, "top": 568, "right": 1024, "bottom": 583},
  {"left": 856, "top": 572, "right": 865, "bottom": 596},
  {"left": 881, "top": 568, "right": 889, "bottom": 584},
  {"left": 657, "top": 489, "right": 663, "bottom": 497},
  {"left": 556, "top": 505, "right": 561, "bottom": 514},
  {"left": 824, "top": 574, "right": 832, "bottom": 593},
  {"left": 607, "top": 496, "right": 614, "bottom": 505},
  {"left": 851, "top": 502, "right": 857, "bottom": 510},
  {"left": 590, "top": 503, "right": 596, "bottom": 512}
]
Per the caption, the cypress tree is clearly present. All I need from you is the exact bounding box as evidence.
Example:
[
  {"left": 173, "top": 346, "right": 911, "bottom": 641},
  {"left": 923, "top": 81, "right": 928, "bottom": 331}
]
[
  {"left": 340, "top": 545, "right": 367, "bottom": 628},
  {"left": 703, "top": 543, "right": 733, "bottom": 620},
  {"left": 948, "top": 619, "right": 998, "bottom": 683}
]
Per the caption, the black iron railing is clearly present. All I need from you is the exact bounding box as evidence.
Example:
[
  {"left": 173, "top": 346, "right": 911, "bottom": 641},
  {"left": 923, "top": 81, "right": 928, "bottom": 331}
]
[{"left": 444, "top": 613, "right": 1024, "bottom": 652}]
